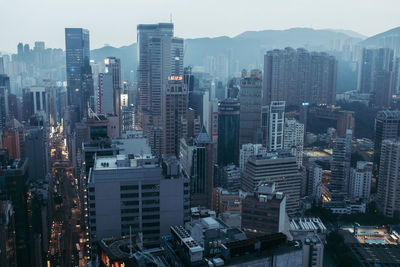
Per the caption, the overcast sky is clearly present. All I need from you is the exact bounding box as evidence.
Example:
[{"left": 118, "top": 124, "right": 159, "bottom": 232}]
[{"left": 1, "top": 0, "right": 399, "bottom": 53}]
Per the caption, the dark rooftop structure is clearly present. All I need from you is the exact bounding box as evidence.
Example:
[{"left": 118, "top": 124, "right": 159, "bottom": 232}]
[{"left": 349, "top": 243, "right": 400, "bottom": 266}]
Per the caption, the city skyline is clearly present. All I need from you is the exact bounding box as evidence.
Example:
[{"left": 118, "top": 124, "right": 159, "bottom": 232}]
[{"left": 1, "top": 0, "right": 400, "bottom": 53}]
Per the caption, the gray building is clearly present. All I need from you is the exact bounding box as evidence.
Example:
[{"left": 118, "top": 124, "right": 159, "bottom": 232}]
[
  {"left": 239, "top": 70, "right": 262, "bottom": 145},
  {"left": 0, "top": 74, "right": 9, "bottom": 130},
  {"left": 242, "top": 151, "right": 302, "bottom": 215},
  {"left": 25, "top": 127, "right": 49, "bottom": 181},
  {"left": 88, "top": 154, "right": 190, "bottom": 244},
  {"left": 376, "top": 139, "right": 400, "bottom": 218},
  {"left": 374, "top": 110, "right": 400, "bottom": 164}
]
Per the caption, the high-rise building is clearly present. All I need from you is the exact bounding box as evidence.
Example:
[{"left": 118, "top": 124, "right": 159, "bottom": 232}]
[
  {"left": 65, "top": 28, "right": 90, "bottom": 116},
  {"left": 217, "top": 98, "right": 240, "bottom": 167},
  {"left": 0, "top": 201, "right": 17, "bottom": 267},
  {"left": 349, "top": 161, "right": 372, "bottom": 202},
  {"left": 162, "top": 79, "right": 188, "bottom": 157},
  {"left": 137, "top": 23, "right": 183, "bottom": 156},
  {"left": 0, "top": 74, "right": 10, "bottom": 129},
  {"left": 376, "top": 139, "right": 400, "bottom": 218},
  {"left": 239, "top": 70, "right": 262, "bottom": 145},
  {"left": 180, "top": 127, "right": 214, "bottom": 208},
  {"left": 374, "top": 70, "right": 393, "bottom": 108},
  {"left": 1, "top": 119, "right": 24, "bottom": 160},
  {"left": 242, "top": 151, "right": 302, "bottom": 215},
  {"left": 283, "top": 118, "right": 304, "bottom": 167},
  {"left": 268, "top": 101, "right": 285, "bottom": 151},
  {"left": 374, "top": 110, "right": 400, "bottom": 164},
  {"left": 0, "top": 157, "right": 30, "bottom": 267},
  {"left": 221, "top": 164, "right": 241, "bottom": 191},
  {"left": 104, "top": 57, "right": 121, "bottom": 116},
  {"left": 88, "top": 154, "right": 190, "bottom": 244},
  {"left": 25, "top": 127, "right": 49, "bottom": 181},
  {"left": 305, "top": 160, "right": 323, "bottom": 201},
  {"left": 263, "top": 48, "right": 337, "bottom": 106},
  {"left": 330, "top": 129, "right": 352, "bottom": 198},
  {"left": 358, "top": 48, "right": 393, "bottom": 94}
]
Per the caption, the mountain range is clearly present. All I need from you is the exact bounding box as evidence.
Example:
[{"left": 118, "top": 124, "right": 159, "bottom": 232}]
[{"left": 91, "top": 26, "right": 400, "bottom": 92}]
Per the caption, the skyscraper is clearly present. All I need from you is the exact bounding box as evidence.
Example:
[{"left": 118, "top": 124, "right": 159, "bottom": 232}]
[
  {"left": 65, "top": 28, "right": 90, "bottom": 116},
  {"left": 358, "top": 48, "right": 393, "bottom": 94},
  {"left": 239, "top": 69, "right": 262, "bottom": 145},
  {"left": 162, "top": 79, "right": 188, "bottom": 157},
  {"left": 374, "top": 110, "right": 400, "bottom": 164},
  {"left": 330, "top": 129, "right": 352, "bottom": 198},
  {"left": 263, "top": 48, "right": 337, "bottom": 106},
  {"left": 349, "top": 161, "right": 372, "bottom": 202},
  {"left": 268, "top": 101, "right": 285, "bottom": 151},
  {"left": 376, "top": 139, "right": 400, "bottom": 218},
  {"left": 136, "top": 23, "right": 184, "bottom": 155},
  {"left": 0, "top": 74, "right": 9, "bottom": 129},
  {"left": 104, "top": 57, "right": 121, "bottom": 116},
  {"left": 217, "top": 98, "right": 240, "bottom": 167}
]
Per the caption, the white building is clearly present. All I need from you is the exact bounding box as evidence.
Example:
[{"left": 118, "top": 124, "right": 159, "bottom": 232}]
[
  {"left": 349, "top": 161, "right": 372, "bottom": 202},
  {"left": 239, "top": 143, "right": 267, "bottom": 170},
  {"left": 268, "top": 101, "right": 285, "bottom": 151},
  {"left": 284, "top": 118, "right": 304, "bottom": 167}
]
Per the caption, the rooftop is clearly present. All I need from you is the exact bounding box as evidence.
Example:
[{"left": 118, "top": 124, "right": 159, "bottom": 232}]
[{"left": 289, "top": 217, "right": 327, "bottom": 232}]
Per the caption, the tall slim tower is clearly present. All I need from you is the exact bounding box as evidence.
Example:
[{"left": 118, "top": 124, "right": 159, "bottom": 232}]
[
  {"left": 104, "top": 57, "right": 121, "bottom": 117},
  {"left": 162, "top": 79, "right": 188, "bottom": 157},
  {"left": 377, "top": 139, "right": 400, "bottom": 218},
  {"left": 330, "top": 129, "right": 352, "bottom": 198},
  {"left": 137, "top": 23, "right": 184, "bottom": 155},
  {"left": 218, "top": 98, "right": 240, "bottom": 167},
  {"left": 239, "top": 69, "right": 262, "bottom": 145},
  {"left": 65, "top": 28, "right": 90, "bottom": 116},
  {"left": 268, "top": 101, "right": 285, "bottom": 151}
]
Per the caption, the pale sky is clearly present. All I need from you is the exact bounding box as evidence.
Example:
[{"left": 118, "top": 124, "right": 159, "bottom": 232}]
[{"left": 1, "top": 0, "right": 399, "bottom": 53}]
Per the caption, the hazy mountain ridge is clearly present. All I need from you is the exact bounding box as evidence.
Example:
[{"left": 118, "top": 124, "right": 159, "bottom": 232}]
[
  {"left": 361, "top": 26, "right": 400, "bottom": 47},
  {"left": 91, "top": 27, "right": 397, "bottom": 90}
]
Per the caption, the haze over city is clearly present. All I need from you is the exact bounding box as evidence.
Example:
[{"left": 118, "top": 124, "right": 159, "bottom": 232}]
[
  {"left": 1, "top": 0, "right": 400, "bottom": 52},
  {"left": 2, "top": 1, "right": 400, "bottom": 267}
]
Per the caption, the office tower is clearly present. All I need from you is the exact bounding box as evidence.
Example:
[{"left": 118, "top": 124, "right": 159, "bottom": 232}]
[
  {"left": 239, "top": 143, "right": 267, "bottom": 170},
  {"left": 104, "top": 57, "right": 121, "bottom": 116},
  {"left": 25, "top": 127, "right": 49, "bottom": 181},
  {"left": 241, "top": 182, "right": 286, "bottom": 236},
  {"left": 268, "top": 101, "right": 285, "bottom": 151},
  {"left": 162, "top": 79, "right": 188, "bottom": 157},
  {"left": 137, "top": 23, "right": 183, "bottom": 155},
  {"left": 65, "top": 28, "right": 90, "bottom": 116},
  {"left": 182, "top": 108, "right": 201, "bottom": 139},
  {"left": 242, "top": 151, "right": 302, "bottom": 215},
  {"left": 358, "top": 48, "right": 394, "bottom": 94},
  {"left": 330, "top": 129, "right": 352, "bottom": 198},
  {"left": 283, "top": 118, "right": 304, "bottom": 167},
  {"left": 349, "top": 161, "right": 372, "bottom": 202},
  {"left": 0, "top": 74, "right": 9, "bottom": 129},
  {"left": 394, "top": 58, "right": 400, "bottom": 95},
  {"left": 374, "top": 70, "right": 393, "bottom": 108},
  {"left": 0, "top": 157, "right": 30, "bottom": 267},
  {"left": 180, "top": 127, "right": 214, "bottom": 208},
  {"left": 88, "top": 154, "right": 190, "bottom": 244},
  {"left": 221, "top": 164, "right": 241, "bottom": 191},
  {"left": 97, "top": 73, "right": 113, "bottom": 114},
  {"left": 374, "top": 110, "right": 400, "bottom": 164},
  {"left": 17, "top": 43, "right": 23, "bottom": 57},
  {"left": 0, "top": 201, "right": 17, "bottom": 267},
  {"left": 376, "top": 139, "right": 400, "bottom": 218},
  {"left": 217, "top": 98, "right": 240, "bottom": 167},
  {"left": 80, "top": 58, "right": 94, "bottom": 116},
  {"left": 239, "top": 69, "right": 262, "bottom": 145},
  {"left": 263, "top": 48, "right": 337, "bottom": 106}
]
